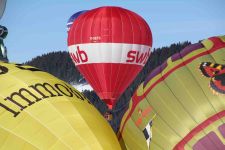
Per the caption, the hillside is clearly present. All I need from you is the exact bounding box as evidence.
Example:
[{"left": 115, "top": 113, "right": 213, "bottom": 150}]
[
  {"left": 25, "top": 51, "right": 82, "bottom": 83},
  {"left": 25, "top": 41, "right": 191, "bottom": 131}
]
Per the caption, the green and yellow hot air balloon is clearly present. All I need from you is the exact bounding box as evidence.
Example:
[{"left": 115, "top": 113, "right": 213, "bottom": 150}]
[{"left": 119, "top": 35, "right": 225, "bottom": 150}]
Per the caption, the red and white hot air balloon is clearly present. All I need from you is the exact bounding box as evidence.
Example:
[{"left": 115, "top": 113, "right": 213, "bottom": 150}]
[{"left": 68, "top": 6, "right": 152, "bottom": 110}]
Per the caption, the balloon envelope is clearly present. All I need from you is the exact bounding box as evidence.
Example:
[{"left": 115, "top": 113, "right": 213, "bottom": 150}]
[
  {"left": 66, "top": 10, "right": 87, "bottom": 32},
  {"left": 0, "top": 0, "right": 7, "bottom": 19},
  {"left": 119, "top": 36, "right": 225, "bottom": 150},
  {"left": 0, "top": 62, "right": 121, "bottom": 150},
  {"left": 68, "top": 6, "right": 152, "bottom": 109},
  {"left": 0, "top": 25, "right": 8, "bottom": 39}
]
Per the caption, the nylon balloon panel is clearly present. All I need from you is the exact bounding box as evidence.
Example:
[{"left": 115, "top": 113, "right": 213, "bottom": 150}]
[
  {"left": 146, "top": 36, "right": 225, "bottom": 149},
  {"left": 0, "top": 62, "right": 121, "bottom": 150},
  {"left": 119, "top": 35, "right": 225, "bottom": 150},
  {"left": 201, "top": 37, "right": 225, "bottom": 65},
  {"left": 68, "top": 6, "right": 152, "bottom": 109},
  {"left": 119, "top": 99, "right": 153, "bottom": 150},
  {"left": 0, "top": 0, "right": 7, "bottom": 19}
]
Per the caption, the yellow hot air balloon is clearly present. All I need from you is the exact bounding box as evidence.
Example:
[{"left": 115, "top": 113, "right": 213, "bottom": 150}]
[
  {"left": 0, "top": 62, "right": 121, "bottom": 150},
  {"left": 119, "top": 35, "right": 225, "bottom": 150}
]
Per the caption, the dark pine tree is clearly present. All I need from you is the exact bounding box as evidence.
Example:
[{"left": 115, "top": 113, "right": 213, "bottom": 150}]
[{"left": 24, "top": 41, "right": 192, "bottom": 132}]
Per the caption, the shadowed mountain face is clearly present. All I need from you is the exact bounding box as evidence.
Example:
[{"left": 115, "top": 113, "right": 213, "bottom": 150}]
[{"left": 24, "top": 41, "right": 191, "bottom": 132}]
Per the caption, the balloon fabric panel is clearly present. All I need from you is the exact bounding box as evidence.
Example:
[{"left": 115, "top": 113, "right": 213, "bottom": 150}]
[
  {"left": 0, "top": 62, "right": 121, "bottom": 150},
  {"left": 68, "top": 6, "right": 152, "bottom": 109},
  {"left": 119, "top": 35, "right": 225, "bottom": 150}
]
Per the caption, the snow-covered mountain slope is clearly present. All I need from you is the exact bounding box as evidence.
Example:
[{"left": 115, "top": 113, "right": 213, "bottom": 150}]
[{"left": 72, "top": 83, "right": 93, "bottom": 92}]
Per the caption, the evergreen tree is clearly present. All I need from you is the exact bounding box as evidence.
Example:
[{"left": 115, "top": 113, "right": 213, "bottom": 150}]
[{"left": 24, "top": 41, "right": 191, "bottom": 132}]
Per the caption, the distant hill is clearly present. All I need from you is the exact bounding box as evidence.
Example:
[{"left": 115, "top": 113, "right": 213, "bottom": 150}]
[
  {"left": 25, "top": 51, "right": 82, "bottom": 83},
  {"left": 24, "top": 41, "right": 191, "bottom": 132}
]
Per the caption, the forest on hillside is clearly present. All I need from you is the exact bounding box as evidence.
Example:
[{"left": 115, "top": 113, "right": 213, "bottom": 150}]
[{"left": 25, "top": 41, "right": 191, "bottom": 131}]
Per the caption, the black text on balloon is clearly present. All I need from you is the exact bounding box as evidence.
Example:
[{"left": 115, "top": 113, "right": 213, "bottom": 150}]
[{"left": 0, "top": 82, "right": 88, "bottom": 117}]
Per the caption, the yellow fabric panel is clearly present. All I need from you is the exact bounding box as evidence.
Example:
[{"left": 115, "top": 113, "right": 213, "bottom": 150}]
[
  {"left": 120, "top": 116, "right": 148, "bottom": 150},
  {"left": 0, "top": 62, "right": 121, "bottom": 150}
]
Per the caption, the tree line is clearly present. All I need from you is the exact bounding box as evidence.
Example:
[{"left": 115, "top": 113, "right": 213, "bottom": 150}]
[{"left": 25, "top": 41, "right": 191, "bottom": 132}]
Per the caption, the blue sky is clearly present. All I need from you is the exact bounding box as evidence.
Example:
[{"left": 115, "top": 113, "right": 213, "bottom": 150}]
[{"left": 1, "top": 0, "right": 225, "bottom": 63}]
